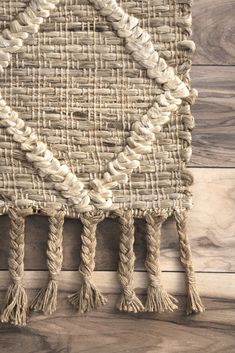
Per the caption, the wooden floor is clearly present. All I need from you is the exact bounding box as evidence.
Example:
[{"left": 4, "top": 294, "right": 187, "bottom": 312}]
[{"left": 0, "top": 0, "right": 235, "bottom": 352}]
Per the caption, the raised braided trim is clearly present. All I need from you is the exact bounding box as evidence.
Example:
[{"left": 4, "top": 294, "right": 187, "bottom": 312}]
[
  {"left": 0, "top": 0, "right": 60, "bottom": 72},
  {"left": 85, "top": 0, "right": 192, "bottom": 208},
  {"left": 0, "top": 0, "right": 91, "bottom": 212},
  {"left": 89, "top": 0, "right": 189, "bottom": 97},
  {"left": 0, "top": 0, "right": 194, "bottom": 212}
]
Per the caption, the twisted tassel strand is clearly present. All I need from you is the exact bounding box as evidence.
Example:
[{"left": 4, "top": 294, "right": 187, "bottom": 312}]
[
  {"left": 30, "top": 210, "right": 65, "bottom": 315},
  {"left": 115, "top": 209, "right": 144, "bottom": 313},
  {"left": 1, "top": 208, "right": 32, "bottom": 326},
  {"left": 68, "top": 212, "right": 107, "bottom": 313},
  {"left": 145, "top": 211, "right": 178, "bottom": 312},
  {"left": 174, "top": 210, "right": 205, "bottom": 314}
]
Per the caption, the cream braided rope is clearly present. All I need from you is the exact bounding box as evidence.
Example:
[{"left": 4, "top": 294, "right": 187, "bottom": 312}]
[{"left": 0, "top": 0, "right": 191, "bottom": 211}]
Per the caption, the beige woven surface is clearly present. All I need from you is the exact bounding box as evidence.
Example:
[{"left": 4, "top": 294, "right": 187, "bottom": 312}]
[
  {"left": 0, "top": 0, "right": 195, "bottom": 216},
  {"left": 0, "top": 0, "right": 206, "bottom": 326}
]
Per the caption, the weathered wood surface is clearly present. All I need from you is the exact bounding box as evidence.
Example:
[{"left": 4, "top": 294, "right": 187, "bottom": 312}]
[
  {"left": 191, "top": 66, "right": 235, "bottom": 167},
  {"left": 0, "top": 168, "right": 234, "bottom": 272},
  {"left": 0, "top": 271, "right": 234, "bottom": 299},
  {"left": 193, "top": 0, "right": 235, "bottom": 65},
  {"left": 0, "top": 290, "right": 234, "bottom": 353}
]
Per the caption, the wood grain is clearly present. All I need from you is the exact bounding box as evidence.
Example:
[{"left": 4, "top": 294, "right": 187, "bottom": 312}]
[
  {"left": 191, "top": 66, "right": 235, "bottom": 167},
  {"left": 0, "top": 271, "right": 234, "bottom": 299},
  {"left": 193, "top": 0, "right": 235, "bottom": 65},
  {"left": 0, "top": 287, "right": 234, "bottom": 353},
  {"left": 1, "top": 169, "right": 234, "bottom": 272}
]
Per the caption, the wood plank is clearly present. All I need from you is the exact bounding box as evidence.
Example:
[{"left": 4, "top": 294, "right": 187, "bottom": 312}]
[
  {"left": 190, "top": 66, "right": 235, "bottom": 167},
  {"left": 0, "top": 298, "right": 234, "bottom": 353},
  {"left": 0, "top": 273, "right": 235, "bottom": 353},
  {"left": 0, "top": 271, "right": 234, "bottom": 299},
  {"left": 193, "top": 0, "right": 235, "bottom": 65},
  {"left": 0, "top": 169, "right": 234, "bottom": 272}
]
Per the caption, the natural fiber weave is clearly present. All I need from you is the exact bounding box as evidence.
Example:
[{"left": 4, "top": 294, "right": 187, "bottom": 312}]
[{"left": 0, "top": 0, "right": 204, "bottom": 325}]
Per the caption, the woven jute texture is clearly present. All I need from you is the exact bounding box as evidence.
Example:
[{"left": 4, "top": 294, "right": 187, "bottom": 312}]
[{"left": 0, "top": 0, "right": 205, "bottom": 326}]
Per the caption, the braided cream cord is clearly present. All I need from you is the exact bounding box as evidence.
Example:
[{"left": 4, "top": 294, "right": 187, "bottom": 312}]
[
  {"left": 89, "top": 0, "right": 189, "bottom": 97},
  {"left": 145, "top": 211, "right": 178, "bottom": 312},
  {"left": 174, "top": 210, "right": 205, "bottom": 314},
  {"left": 115, "top": 209, "right": 144, "bottom": 312},
  {"left": 68, "top": 212, "right": 107, "bottom": 313},
  {"left": 0, "top": 0, "right": 60, "bottom": 72},
  {"left": 1, "top": 208, "right": 32, "bottom": 326},
  {"left": 88, "top": 0, "right": 191, "bottom": 209},
  {"left": 0, "top": 97, "right": 90, "bottom": 211},
  {"left": 89, "top": 91, "right": 181, "bottom": 209},
  {"left": 0, "top": 0, "right": 193, "bottom": 212},
  {"left": 0, "top": 0, "right": 91, "bottom": 211},
  {"left": 30, "top": 210, "right": 65, "bottom": 315}
]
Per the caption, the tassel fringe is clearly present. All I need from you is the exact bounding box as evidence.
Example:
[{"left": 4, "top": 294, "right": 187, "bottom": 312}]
[
  {"left": 174, "top": 210, "right": 205, "bottom": 315},
  {"left": 68, "top": 278, "right": 107, "bottom": 313},
  {"left": 68, "top": 212, "right": 107, "bottom": 313},
  {"left": 145, "top": 285, "right": 178, "bottom": 313},
  {"left": 0, "top": 207, "right": 204, "bottom": 325},
  {"left": 186, "top": 282, "right": 205, "bottom": 315},
  {"left": 117, "top": 292, "right": 144, "bottom": 313},
  {"left": 30, "top": 279, "right": 58, "bottom": 315},
  {"left": 1, "top": 282, "right": 28, "bottom": 326},
  {"left": 145, "top": 211, "right": 178, "bottom": 313}
]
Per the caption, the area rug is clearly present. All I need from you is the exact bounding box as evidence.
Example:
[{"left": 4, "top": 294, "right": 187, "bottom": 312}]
[{"left": 0, "top": 0, "right": 205, "bottom": 326}]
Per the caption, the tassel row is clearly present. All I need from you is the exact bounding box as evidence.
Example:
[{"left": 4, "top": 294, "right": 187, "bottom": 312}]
[{"left": 0, "top": 207, "right": 204, "bottom": 326}]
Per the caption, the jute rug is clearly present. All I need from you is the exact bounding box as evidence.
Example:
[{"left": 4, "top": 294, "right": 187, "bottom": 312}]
[{"left": 0, "top": 0, "right": 205, "bottom": 326}]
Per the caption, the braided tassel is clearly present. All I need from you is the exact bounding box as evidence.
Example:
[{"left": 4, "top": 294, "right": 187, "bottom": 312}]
[
  {"left": 174, "top": 210, "right": 205, "bottom": 314},
  {"left": 30, "top": 210, "right": 65, "bottom": 315},
  {"left": 115, "top": 209, "right": 144, "bottom": 313},
  {"left": 145, "top": 211, "right": 178, "bottom": 312},
  {"left": 68, "top": 212, "right": 107, "bottom": 313},
  {"left": 1, "top": 208, "right": 32, "bottom": 326}
]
